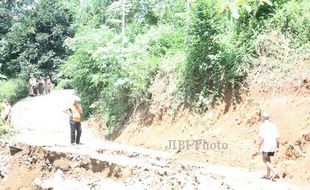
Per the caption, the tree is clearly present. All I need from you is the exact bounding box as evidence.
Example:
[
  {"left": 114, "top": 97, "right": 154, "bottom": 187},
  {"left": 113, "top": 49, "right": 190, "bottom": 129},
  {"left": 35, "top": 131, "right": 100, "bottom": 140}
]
[
  {"left": 0, "top": 4, "right": 12, "bottom": 39},
  {"left": 0, "top": 0, "right": 74, "bottom": 78}
]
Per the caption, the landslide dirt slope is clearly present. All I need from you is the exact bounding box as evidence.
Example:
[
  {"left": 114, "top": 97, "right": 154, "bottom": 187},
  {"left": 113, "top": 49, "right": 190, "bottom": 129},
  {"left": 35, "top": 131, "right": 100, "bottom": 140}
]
[
  {"left": 115, "top": 59, "right": 310, "bottom": 186},
  {"left": 0, "top": 89, "right": 307, "bottom": 189}
]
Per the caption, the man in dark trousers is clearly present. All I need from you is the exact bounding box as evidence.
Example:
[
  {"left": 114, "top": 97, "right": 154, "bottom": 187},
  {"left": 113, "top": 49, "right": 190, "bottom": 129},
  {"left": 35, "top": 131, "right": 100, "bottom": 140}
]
[{"left": 64, "top": 98, "right": 83, "bottom": 145}]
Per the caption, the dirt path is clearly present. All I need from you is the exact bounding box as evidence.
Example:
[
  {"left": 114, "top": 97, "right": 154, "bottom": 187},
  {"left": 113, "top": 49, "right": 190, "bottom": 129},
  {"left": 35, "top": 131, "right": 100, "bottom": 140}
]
[{"left": 0, "top": 90, "right": 306, "bottom": 189}]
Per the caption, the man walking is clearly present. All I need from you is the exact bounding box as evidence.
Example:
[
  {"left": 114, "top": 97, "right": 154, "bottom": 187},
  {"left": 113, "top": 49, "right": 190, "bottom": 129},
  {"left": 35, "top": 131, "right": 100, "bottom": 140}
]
[
  {"left": 257, "top": 112, "right": 280, "bottom": 180},
  {"left": 64, "top": 98, "right": 83, "bottom": 145}
]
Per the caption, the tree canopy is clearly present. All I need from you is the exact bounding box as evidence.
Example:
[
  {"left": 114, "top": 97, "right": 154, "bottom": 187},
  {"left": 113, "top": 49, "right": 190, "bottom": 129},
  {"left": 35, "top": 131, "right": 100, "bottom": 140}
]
[{"left": 0, "top": 0, "right": 74, "bottom": 78}]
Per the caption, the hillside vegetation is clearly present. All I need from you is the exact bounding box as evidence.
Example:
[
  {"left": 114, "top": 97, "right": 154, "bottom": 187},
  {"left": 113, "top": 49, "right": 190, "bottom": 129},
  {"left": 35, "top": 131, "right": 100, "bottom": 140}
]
[
  {"left": 1, "top": 0, "right": 310, "bottom": 134},
  {"left": 63, "top": 0, "right": 310, "bottom": 134}
]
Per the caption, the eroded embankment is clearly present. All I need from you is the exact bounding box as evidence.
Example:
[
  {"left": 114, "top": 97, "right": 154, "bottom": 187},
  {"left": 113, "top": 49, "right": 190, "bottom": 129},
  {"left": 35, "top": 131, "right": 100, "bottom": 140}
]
[
  {"left": 0, "top": 141, "right": 304, "bottom": 190},
  {"left": 0, "top": 142, "right": 227, "bottom": 190}
]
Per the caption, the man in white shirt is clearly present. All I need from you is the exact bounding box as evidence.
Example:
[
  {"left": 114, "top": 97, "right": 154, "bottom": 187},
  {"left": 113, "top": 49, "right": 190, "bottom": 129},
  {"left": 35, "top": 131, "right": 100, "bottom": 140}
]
[
  {"left": 257, "top": 112, "right": 280, "bottom": 180},
  {"left": 1, "top": 99, "right": 12, "bottom": 125}
]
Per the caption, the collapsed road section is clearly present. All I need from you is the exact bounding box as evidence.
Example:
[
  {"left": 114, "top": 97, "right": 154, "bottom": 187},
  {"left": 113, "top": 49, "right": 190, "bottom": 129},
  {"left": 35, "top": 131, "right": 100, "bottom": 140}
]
[
  {"left": 0, "top": 141, "right": 226, "bottom": 190},
  {"left": 0, "top": 141, "right": 303, "bottom": 190}
]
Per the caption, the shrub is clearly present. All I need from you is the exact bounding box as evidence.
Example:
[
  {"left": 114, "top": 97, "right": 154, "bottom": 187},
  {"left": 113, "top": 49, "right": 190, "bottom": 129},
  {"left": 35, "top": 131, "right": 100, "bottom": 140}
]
[
  {"left": 0, "top": 78, "right": 27, "bottom": 130},
  {"left": 56, "top": 78, "right": 74, "bottom": 89},
  {"left": 271, "top": 0, "right": 310, "bottom": 47},
  {"left": 180, "top": 0, "right": 247, "bottom": 108},
  {"left": 0, "top": 78, "right": 28, "bottom": 104},
  {"left": 62, "top": 23, "right": 185, "bottom": 133}
]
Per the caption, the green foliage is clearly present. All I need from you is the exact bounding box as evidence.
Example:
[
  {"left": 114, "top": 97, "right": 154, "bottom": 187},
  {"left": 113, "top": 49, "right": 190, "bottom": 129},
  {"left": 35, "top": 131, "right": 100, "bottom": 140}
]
[
  {"left": 0, "top": 0, "right": 74, "bottom": 78},
  {"left": 0, "top": 0, "right": 36, "bottom": 39},
  {"left": 1, "top": 0, "right": 309, "bottom": 136},
  {"left": 0, "top": 78, "right": 28, "bottom": 105},
  {"left": 61, "top": 0, "right": 310, "bottom": 134},
  {"left": 180, "top": 0, "right": 244, "bottom": 106},
  {"left": 179, "top": 0, "right": 295, "bottom": 108},
  {"left": 61, "top": 23, "right": 184, "bottom": 132},
  {"left": 64, "top": 0, "right": 111, "bottom": 28},
  {"left": 148, "top": 27, "right": 185, "bottom": 56},
  {"left": 0, "top": 127, "right": 6, "bottom": 137},
  {"left": 250, "top": 0, "right": 310, "bottom": 85},
  {"left": 271, "top": 0, "right": 310, "bottom": 46},
  {"left": 61, "top": 26, "right": 116, "bottom": 114},
  {"left": 0, "top": 78, "right": 27, "bottom": 135},
  {"left": 0, "top": 5, "right": 12, "bottom": 38},
  {"left": 56, "top": 78, "right": 74, "bottom": 89}
]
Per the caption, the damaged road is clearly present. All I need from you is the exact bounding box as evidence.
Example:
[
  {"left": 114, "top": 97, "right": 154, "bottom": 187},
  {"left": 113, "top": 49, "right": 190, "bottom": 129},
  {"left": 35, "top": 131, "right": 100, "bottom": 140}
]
[
  {"left": 0, "top": 90, "right": 306, "bottom": 189},
  {"left": 0, "top": 141, "right": 303, "bottom": 190}
]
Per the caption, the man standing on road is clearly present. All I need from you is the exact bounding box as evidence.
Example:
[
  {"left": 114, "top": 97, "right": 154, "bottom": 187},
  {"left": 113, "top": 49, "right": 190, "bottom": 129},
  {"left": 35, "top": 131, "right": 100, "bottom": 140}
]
[
  {"left": 64, "top": 98, "right": 83, "bottom": 145},
  {"left": 1, "top": 99, "right": 12, "bottom": 125},
  {"left": 257, "top": 112, "right": 280, "bottom": 180},
  {"left": 28, "top": 76, "right": 37, "bottom": 96}
]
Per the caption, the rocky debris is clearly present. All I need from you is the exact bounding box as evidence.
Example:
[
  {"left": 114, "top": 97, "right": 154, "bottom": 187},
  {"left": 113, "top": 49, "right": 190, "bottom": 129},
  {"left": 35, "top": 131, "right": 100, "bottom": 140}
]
[
  {"left": 0, "top": 142, "right": 226, "bottom": 189},
  {"left": 285, "top": 135, "right": 310, "bottom": 161},
  {"left": 9, "top": 145, "right": 22, "bottom": 155},
  {"left": 0, "top": 141, "right": 305, "bottom": 190},
  {"left": 0, "top": 148, "right": 11, "bottom": 182},
  {"left": 0, "top": 170, "right": 7, "bottom": 180},
  {"left": 123, "top": 167, "right": 228, "bottom": 190},
  {"left": 36, "top": 170, "right": 90, "bottom": 190},
  {"left": 0, "top": 141, "right": 308, "bottom": 190}
]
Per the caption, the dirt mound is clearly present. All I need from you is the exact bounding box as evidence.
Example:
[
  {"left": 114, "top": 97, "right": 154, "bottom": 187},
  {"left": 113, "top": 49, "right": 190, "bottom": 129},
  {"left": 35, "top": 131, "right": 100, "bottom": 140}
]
[{"left": 115, "top": 59, "right": 310, "bottom": 187}]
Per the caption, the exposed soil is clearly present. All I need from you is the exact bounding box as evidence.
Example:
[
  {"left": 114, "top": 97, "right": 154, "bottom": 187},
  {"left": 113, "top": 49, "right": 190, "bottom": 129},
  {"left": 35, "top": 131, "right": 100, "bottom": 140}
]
[
  {"left": 114, "top": 59, "right": 310, "bottom": 187},
  {"left": 1, "top": 89, "right": 307, "bottom": 189}
]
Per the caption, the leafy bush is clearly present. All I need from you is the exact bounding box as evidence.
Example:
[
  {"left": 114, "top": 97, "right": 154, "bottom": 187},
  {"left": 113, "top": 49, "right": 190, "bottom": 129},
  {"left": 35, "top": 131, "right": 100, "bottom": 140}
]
[
  {"left": 61, "top": 26, "right": 116, "bottom": 115},
  {"left": 0, "top": 78, "right": 28, "bottom": 105},
  {"left": 0, "top": 126, "right": 6, "bottom": 137},
  {"left": 148, "top": 26, "right": 185, "bottom": 56},
  {"left": 271, "top": 0, "right": 310, "bottom": 47},
  {"left": 56, "top": 78, "right": 74, "bottom": 89},
  {"left": 62, "top": 23, "right": 184, "bottom": 133},
  {"left": 178, "top": 0, "right": 296, "bottom": 108},
  {"left": 250, "top": 0, "right": 310, "bottom": 85},
  {"left": 0, "top": 78, "right": 27, "bottom": 134},
  {"left": 180, "top": 0, "right": 248, "bottom": 107}
]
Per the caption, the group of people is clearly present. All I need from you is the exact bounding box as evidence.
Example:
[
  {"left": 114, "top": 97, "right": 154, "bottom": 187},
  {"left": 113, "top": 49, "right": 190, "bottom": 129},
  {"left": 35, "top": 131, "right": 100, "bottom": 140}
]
[
  {"left": 1, "top": 99, "right": 12, "bottom": 125},
  {"left": 28, "top": 76, "right": 53, "bottom": 96}
]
